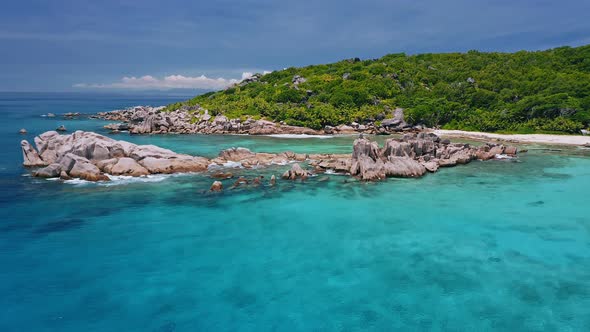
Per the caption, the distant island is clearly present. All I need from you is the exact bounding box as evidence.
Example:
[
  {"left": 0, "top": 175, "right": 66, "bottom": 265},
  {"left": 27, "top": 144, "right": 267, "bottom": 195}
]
[{"left": 163, "top": 45, "right": 590, "bottom": 135}]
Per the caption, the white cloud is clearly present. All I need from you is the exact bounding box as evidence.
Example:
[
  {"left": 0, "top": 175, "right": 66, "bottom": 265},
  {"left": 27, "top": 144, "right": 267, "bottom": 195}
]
[{"left": 73, "top": 71, "right": 270, "bottom": 90}]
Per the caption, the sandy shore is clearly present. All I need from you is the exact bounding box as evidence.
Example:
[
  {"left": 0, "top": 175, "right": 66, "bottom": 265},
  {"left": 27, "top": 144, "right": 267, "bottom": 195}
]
[{"left": 432, "top": 129, "right": 590, "bottom": 146}]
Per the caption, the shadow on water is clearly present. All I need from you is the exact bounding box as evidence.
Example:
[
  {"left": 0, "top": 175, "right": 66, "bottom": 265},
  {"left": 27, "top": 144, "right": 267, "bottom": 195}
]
[
  {"left": 32, "top": 218, "right": 85, "bottom": 235},
  {"left": 153, "top": 321, "right": 176, "bottom": 332}
]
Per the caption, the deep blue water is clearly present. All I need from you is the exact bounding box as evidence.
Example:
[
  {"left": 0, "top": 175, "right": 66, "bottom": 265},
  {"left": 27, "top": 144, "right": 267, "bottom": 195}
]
[{"left": 1, "top": 93, "right": 590, "bottom": 331}]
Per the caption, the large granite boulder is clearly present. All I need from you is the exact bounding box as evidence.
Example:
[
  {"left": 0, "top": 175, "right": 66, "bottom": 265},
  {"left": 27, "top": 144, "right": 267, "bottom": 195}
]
[
  {"left": 110, "top": 157, "right": 150, "bottom": 176},
  {"left": 68, "top": 156, "right": 109, "bottom": 181},
  {"left": 382, "top": 140, "right": 413, "bottom": 157},
  {"left": 33, "top": 164, "right": 62, "bottom": 178},
  {"left": 21, "top": 140, "right": 47, "bottom": 167},
  {"left": 129, "top": 145, "right": 178, "bottom": 160},
  {"left": 96, "top": 158, "right": 119, "bottom": 173},
  {"left": 138, "top": 156, "right": 209, "bottom": 174},
  {"left": 382, "top": 157, "right": 426, "bottom": 177},
  {"left": 21, "top": 131, "right": 210, "bottom": 181},
  {"left": 218, "top": 147, "right": 255, "bottom": 161}
]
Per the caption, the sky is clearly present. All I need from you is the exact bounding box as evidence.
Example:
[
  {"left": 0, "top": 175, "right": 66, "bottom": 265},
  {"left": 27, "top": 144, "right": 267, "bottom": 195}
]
[{"left": 1, "top": 0, "right": 589, "bottom": 92}]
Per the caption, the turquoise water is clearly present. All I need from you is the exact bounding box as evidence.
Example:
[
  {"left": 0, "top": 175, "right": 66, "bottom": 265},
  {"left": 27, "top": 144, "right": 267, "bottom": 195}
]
[{"left": 1, "top": 93, "right": 590, "bottom": 331}]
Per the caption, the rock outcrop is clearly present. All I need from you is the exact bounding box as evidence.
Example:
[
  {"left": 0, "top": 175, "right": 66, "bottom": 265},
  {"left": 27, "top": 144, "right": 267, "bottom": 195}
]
[
  {"left": 21, "top": 131, "right": 209, "bottom": 181},
  {"left": 98, "top": 106, "right": 321, "bottom": 136},
  {"left": 21, "top": 131, "right": 518, "bottom": 184},
  {"left": 97, "top": 105, "right": 428, "bottom": 136},
  {"left": 21, "top": 140, "right": 46, "bottom": 167},
  {"left": 211, "top": 147, "right": 307, "bottom": 168},
  {"left": 282, "top": 163, "right": 312, "bottom": 180},
  {"left": 33, "top": 163, "right": 62, "bottom": 178},
  {"left": 311, "top": 133, "right": 517, "bottom": 181}
]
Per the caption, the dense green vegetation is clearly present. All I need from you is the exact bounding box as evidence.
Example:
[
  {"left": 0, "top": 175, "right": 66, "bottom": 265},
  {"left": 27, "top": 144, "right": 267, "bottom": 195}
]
[{"left": 166, "top": 45, "right": 590, "bottom": 133}]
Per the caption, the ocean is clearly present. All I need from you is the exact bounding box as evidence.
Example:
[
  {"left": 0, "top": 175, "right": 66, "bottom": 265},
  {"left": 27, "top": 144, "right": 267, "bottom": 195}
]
[{"left": 1, "top": 92, "right": 590, "bottom": 331}]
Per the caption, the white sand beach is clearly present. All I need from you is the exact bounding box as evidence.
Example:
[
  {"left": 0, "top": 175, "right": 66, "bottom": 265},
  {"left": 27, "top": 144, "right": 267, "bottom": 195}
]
[{"left": 432, "top": 129, "right": 590, "bottom": 146}]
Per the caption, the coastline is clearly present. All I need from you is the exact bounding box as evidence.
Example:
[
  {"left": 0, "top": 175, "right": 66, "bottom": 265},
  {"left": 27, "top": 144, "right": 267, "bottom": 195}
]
[
  {"left": 20, "top": 130, "right": 518, "bottom": 184},
  {"left": 432, "top": 129, "right": 590, "bottom": 147},
  {"left": 93, "top": 106, "right": 590, "bottom": 147}
]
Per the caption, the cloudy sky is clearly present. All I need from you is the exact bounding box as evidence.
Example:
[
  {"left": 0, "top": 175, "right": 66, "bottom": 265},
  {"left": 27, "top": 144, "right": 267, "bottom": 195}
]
[{"left": 1, "top": 0, "right": 589, "bottom": 92}]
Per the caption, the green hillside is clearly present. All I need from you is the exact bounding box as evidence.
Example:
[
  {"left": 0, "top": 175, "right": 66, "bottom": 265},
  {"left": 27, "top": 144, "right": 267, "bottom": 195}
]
[{"left": 166, "top": 45, "right": 590, "bottom": 133}]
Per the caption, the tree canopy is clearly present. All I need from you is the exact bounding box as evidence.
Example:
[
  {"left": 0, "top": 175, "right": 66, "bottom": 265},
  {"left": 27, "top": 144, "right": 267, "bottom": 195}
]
[{"left": 166, "top": 45, "right": 590, "bottom": 134}]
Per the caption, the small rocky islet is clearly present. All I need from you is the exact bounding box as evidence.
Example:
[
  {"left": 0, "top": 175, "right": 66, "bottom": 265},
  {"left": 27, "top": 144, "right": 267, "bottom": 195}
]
[{"left": 21, "top": 127, "right": 518, "bottom": 188}]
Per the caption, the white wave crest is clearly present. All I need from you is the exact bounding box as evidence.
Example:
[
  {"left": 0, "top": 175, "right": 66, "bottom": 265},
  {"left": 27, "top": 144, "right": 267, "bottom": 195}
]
[
  {"left": 494, "top": 154, "right": 516, "bottom": 160},
  {"left": 61, "top": 173, "right": 193, "bottom": 186}
]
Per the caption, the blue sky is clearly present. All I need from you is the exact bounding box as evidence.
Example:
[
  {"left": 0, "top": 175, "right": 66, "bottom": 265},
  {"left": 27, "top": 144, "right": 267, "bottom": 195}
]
[{"left": 1, "top": 0, "right": 589, "bottom": 92}]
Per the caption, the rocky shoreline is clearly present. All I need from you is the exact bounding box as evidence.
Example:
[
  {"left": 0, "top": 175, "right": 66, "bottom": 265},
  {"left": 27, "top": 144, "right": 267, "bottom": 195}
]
[
  {"left": 21, "top": 131, "right": 517, "bottom": 186},
  {"left": 96, "top": 105, "right": 418, "bottom": 135}
]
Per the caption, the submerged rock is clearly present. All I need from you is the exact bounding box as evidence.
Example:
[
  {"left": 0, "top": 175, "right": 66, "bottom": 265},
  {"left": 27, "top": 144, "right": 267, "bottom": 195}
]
[
  {"left": 282, "top": 163, "right": 312, "bottom": 180},
  {"left": 211, "top": 172, "right": 234, "bottom": 179},
  {"left": 210, "top": 181, "right": 223, "bottom": 192},
  {"left": 56, "top": 125, "right": 67, "bottom": 132},
  {"left": 19, "top": 128, "right": 27, "bottom": 134}
]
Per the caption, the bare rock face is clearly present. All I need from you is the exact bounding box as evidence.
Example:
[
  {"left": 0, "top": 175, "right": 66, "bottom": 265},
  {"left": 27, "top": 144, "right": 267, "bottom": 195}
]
[
  {"left": 350, "top": 138, "right": 427, "bottom": 180},
  {"left": 129, "top": 145, "right": 178, "bottom": 160},
  {"left": 21, "top": 140, "right": 47, "bottom": 167},
  {"left": 282, "top": 163, "right": 311, "bottom": 180},
  {"left": 218, "top": 147, "right": 255, "bottom": 161},
  {"left": 96, "top": 158, "right": 119, "bottom": 173},
  {"left": 210, "top": 181, "right": 223, "bottom": 192},
  {"left": 68, "top": 156, "right": 109, "bottom": 181},
  {"left": 110, "top": 157, "right": 150, "bottom": 176},
  {"left": 422, "top": 161, "right": 439, "bottom": 172},
  {"left": 382, "top": 156, "right": 426, "bottom": 177},
  {"left": 352, "top": 138, "right": 381, "bottom": 161},
  {"left": 139, "top": 156, "right": 209, "bottom": 174},
  {"left": 33, "top": 163, "right": 62, "bottom": 178},
  {"left": 130, "top": 114, "right": 155, "bottom": 134}
]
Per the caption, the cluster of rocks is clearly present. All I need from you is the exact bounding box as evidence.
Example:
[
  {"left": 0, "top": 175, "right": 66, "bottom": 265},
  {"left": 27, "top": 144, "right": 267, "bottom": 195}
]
[
  {"left": 210, "top": 174, "right": 277, "bottom": 192},
  {"left": 325, "top": 107, "right": 418, "bottom": 135},
  {"left": 21, "top": 131, "right": 210, "bottom": 181},
  {"left": 21, "top": 130, "right": 517, "bottom": 185},
  {"left": 310, "top": 132, "right": 518, "bottom": 180},
  {"left": 20, "top": 131, "right": 326, "bottom": 182},
  {"left": 97, "top": 104, "right": 422, "bottom": 136},
  {"left": 41, "top": 112, "right": 80, "bottom": 119},
  {"left": 98, "top": 106, "right": 320, "bottom": 135}
]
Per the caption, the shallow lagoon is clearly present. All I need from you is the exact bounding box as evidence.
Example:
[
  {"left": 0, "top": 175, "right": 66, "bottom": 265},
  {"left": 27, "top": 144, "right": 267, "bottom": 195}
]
[{"left": 1, "top": 93, "right": 590, "bottom": 331}]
